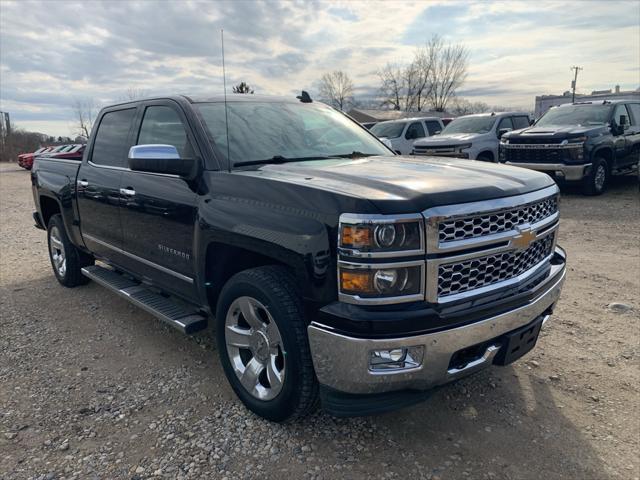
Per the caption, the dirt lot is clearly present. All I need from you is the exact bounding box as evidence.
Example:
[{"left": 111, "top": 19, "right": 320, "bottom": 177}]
[{"left": 0, "top": 162, "right": 638, "bottom": 480}]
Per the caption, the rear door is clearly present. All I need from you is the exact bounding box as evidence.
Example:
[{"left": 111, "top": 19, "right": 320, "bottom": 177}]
[
  {"left": 118, "top": 100, "right": 200, "bottom": 300},
  {"left": 77, "top": 107, "right": 136, "bottom": 261}
]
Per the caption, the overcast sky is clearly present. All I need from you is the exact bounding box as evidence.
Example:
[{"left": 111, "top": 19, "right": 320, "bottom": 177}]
[{"left": 1, "top": 0, "right": 639, "bottom": 137}]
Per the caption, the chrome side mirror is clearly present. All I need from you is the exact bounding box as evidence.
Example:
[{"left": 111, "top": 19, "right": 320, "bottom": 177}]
[{"left": 128, "top": 144, "right": 194, "bottom": 176}]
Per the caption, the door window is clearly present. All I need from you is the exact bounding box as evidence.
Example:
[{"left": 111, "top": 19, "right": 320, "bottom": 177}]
[
  {"left": 137, "top": 106, "right": 194, "bottom": 158},
  {"left": 612, "top": 104, "right": 631, "bottom": 127},
  {"left": 497, "top": 117, "right": 514, "bottom": 132},
  {"left": 627, "top": 103, "right": 640, "bottom": 126},
  {"left": 512, "top": 116, "right": 530, "bottom": 130},
  {"left": 405, "top": 122, "right": 426, "bottom": 139},
  {"left": 91, "top": 109, "right": 136, "bottom": 167},
  {"left": 425, "top": 120, "right": 442, "bottom": 136}
]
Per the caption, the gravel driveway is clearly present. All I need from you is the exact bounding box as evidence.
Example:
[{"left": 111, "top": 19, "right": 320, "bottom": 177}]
[{"left": 1, "top": 162, "right": 638, "bottom": 480}]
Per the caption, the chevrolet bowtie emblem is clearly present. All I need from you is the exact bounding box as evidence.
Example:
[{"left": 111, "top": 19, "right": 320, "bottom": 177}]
[{"left": 512, "top": 228, "right": 536, "bottom": 250}]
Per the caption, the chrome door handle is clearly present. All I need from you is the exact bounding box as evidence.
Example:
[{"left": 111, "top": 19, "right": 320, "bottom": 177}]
[
  {"left": 120, "top": 188, "right": 136, "bottom": 196},
  {"left": 78, "top": 180, "right": 89, "bottom": 187}
]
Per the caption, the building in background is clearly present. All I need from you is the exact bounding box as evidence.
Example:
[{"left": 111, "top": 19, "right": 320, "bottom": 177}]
[{"left": 534, "top": 85, "right": 640, "bottom": 118}]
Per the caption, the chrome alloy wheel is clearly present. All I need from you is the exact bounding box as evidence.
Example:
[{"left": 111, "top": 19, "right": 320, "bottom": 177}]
[
  {"left": 225, "top": 296, "right": 285, "bottom": 400},
  {"left": 49, "top": 226, "right": 66, "bottom": 277},
  {"left": 594, "top": 164, "right": 606, "bottom": 191}
]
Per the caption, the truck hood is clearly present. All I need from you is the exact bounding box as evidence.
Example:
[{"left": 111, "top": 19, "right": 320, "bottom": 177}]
[
  {"left": 236, "top": 156, "right": 554, "bottom": 214},
  {"left": 506, "top": 124, "right": 608, "bottom": 141},
  {"left": 414, "top": 132, "right": 483, "bottom": 146}
]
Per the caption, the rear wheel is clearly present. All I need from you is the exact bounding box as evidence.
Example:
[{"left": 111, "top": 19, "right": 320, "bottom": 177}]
[
  {"left": 582, "top": 157, "right": 608, "bottom": 195},
  {"left": 216, "top": 266, "right": 319, "bottom": 422},
  {"left": 47, "top": 214, "right": 93, "bottom": 287}
]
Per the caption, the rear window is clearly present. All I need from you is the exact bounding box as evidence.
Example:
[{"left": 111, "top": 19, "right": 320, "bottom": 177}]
[
  {"left": 626, "top": 103, "right": 640, "bottom": 126},
  {"left": 425, "top": 120, "right": 442, "bottom": 136},
  {"left": 91, "top": 109, "right": 136, "bottom": 167}
]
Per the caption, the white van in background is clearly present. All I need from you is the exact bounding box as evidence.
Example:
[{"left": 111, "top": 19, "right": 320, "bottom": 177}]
[{"left": 370, "top": 117, "right": 445, "bottom": 155}]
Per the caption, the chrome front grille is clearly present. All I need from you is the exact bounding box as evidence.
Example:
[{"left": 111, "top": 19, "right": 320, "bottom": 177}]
[
  {"left": 423, "top": 184, "right": 560, "bottom": 303},
  {"left": 438, "top": 233, "right": 555, "bottom": 297},
  {"left": 438, "top": 195, "right": 558, "bottom": 243}
]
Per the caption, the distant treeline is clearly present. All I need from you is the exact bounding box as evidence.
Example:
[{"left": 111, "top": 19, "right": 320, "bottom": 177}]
[{"left": 0, "top": 129, "right": 82, "bottom": 162}]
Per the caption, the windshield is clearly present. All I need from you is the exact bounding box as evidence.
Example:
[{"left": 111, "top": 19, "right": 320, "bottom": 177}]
[
  {"left": 196, "top": 101, "right": 389, "bottom": 166},
  {"left": 370, "top": 121, "right": 406, "bottom": 139},
  {"left": 535, "top": 105, "right": 612, "bottom": 127},
  {"left": 442, "top": 116, "right": 496, "bottom": 134}
]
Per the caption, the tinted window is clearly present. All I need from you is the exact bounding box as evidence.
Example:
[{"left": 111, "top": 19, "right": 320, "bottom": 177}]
[
  {"left": 627, "top": 103, "right": 640, "bottom": 126},
  {"left": 370, "top": 121, "right": 406, "bottom": 138},
  {"left": 196, "top": 101, "right": 390, "bottom": 165},
  {"left": 91, "top": 109, "right": 136, "bottom": 167},
  {"left": 137, "top": 106, "right": 194, "bottom": 158},
  {"left": 498, "top": 117, "right": 513, "bottom": 131},
  {"left": 612, "top": 104, "right": 631, "bottom": 126},
  {"left": 536, "top": 104, "right": 612, "bottom": 127},
  {"left": 512, "top": 116, "right": 530, "bottom": 129},
  {"left": 405, "top": 122, "right": 425, "bottom": 139},
  {"left": 425, "top": 120, "right": 442, "bottom": 136},
  {"left": 443, "top": 116, "right": 496, "bottom": 134}
]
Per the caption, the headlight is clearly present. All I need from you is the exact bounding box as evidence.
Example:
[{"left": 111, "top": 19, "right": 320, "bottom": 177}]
[
  {"left": 339, "top": 216, "right": 423, "bottom": 255},
  {"left": 338, "top": 214, "right": 425, "bottom": 305},
  {"left": 338, "top": 262, "right": 424, "bottom": 301},
  {"left": 500, "top": 136, "right": 509, "bottom": 144},
  {"left": 457, "top": 143, "right": 472, "bottom": 151},
  {"left": 567, "top": 136, "right": 587, "bottom": 144}
]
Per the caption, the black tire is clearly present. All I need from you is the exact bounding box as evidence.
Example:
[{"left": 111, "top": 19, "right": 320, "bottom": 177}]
[
  {"left": 215, "top": 266, "right": 319, "bottom": 422},
  {"left": 582, "top": 157, "right": 608, "bottom": 195},
  {"left": 476, "top": 152, "right": 495, "bottom": 162},
  {"left": 47, "top": 214, "right": 93, "bottom": 287}
]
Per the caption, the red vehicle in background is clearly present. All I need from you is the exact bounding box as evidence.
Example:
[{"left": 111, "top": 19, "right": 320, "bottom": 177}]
[
  {"left": 18, "top": 147, "right": 52, "bottom": 170},
  {"left": 18, "top": 144, "right": 85, "bottom": 170}
]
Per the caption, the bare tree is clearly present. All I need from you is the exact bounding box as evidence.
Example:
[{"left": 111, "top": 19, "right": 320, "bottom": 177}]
[
  {"left": 424, "top": 35, "right": 469, "bottom": 112},
  {"left": 232, "top": 82, "right": 254, "bottom": 94},
  {"left": 123, "top": 87, "right": 149, "bottom": 101},
  {"left": 72, "top": 99, "right": 97, "bottom": 140},
  {"left": 319, "top": 71, "right": 354, "bottom": 111},
  {"left": 377, "top": 64, "right": 404, "bottom": 111},
  {"left": 450, "top": 97, "right": 489, "bottom": 116}
]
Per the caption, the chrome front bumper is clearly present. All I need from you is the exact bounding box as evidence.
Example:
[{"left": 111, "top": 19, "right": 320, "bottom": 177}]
[
  {"left": 505, "top": 162, "right": 591, "bottom": 181},
  {"left": 308, "top": 262, "right": 565, "bottom": 395}
]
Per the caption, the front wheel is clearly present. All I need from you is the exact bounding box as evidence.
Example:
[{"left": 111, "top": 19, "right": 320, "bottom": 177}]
[
  {"left": 582, "top": 157, "right": 608, "bottom": 195},
  {"left": 216, "top": 266, "right": 319, "bottom": 422},
  {"left": 47, "top": 214, "right": 93, "bottom": 287}
]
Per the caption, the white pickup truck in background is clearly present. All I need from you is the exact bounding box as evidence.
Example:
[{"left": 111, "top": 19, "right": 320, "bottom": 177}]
[
  {"left": 370, "top": 117, "right": 444, "bottom": 155},
  {"left": 412, "top": 112, "right": 531, "bottom": 162}
]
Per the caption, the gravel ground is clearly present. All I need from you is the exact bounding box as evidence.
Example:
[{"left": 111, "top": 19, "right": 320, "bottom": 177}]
[{"left": 1, "top": 162, "right": 638, "bottom": 480}]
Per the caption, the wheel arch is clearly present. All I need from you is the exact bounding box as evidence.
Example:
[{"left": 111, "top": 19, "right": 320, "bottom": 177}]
[
  {"left": 39, "top": 194, "right": 62, "bottom": 227},
  {"left": 591, "top": 147, "right": 614, "bottom": 171}
]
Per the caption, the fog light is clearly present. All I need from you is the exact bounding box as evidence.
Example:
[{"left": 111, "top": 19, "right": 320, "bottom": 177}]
[
  {"left": 555, "top": 170, "right": 565, "bottom": 178},
  {"left": 369, "top": 346, "right": 424, "bottom": 372}
]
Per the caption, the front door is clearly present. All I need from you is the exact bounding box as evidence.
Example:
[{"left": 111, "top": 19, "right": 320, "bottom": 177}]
[
  {"left": 77, "top": 107, "right": 137, "bottom": 263},
  {"left": 118, "top": 101, "right": 200, "bottom": 300}
]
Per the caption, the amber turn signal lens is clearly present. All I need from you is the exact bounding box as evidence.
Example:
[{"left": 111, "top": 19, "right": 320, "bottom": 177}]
[
  {"left": 341, "top": 225, "right": 372, "bottom": 248},
  {"left": 339, "top": 270, "right": 374, "bottom": 294}
]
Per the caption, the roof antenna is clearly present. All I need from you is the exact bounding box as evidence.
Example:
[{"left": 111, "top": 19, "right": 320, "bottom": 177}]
[
  {"left": 297, "top": 90, "right": 312, "bottom": 103},
  {"left": 221, "top": 29, "right": 231, "bottom": 172}
]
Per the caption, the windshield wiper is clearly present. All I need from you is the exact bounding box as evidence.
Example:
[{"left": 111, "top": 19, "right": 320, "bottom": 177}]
[
  {"left": 234, "top": 155, "right": 332, "bottom": 167},
  {"left": 328, "top": 151, "right": 378, "bottom": 159}
]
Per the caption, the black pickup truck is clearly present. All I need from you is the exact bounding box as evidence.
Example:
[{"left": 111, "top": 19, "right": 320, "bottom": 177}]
[
  {"left": 32, "top": 94, "right": 566, "bottom": 421},
  {"left": 500, "top": 100, "right": 640, "bottom": 194}
]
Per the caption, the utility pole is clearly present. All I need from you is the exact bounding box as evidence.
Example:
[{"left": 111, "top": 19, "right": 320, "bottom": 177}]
[{"left": 570, "top": 66, "right": 583, "bottom": 103}]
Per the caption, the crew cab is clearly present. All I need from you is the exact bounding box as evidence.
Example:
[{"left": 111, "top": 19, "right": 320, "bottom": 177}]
[
  {"left": 369, "top": 117, "right": 444, "bottom": 155},
  {"left": 413, "top": 112, "right": 531, "bottom": 162},
  {"left": 500, "top": 100, "right": 640, "bottom": 195},
  {"left": 31, "top": 94, "right": 566, "bottom": 421}
]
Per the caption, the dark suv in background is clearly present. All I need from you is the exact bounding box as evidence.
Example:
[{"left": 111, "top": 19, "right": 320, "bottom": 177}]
[{"left": 500, "top": 100, "right": 640, "bottom": 194}]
